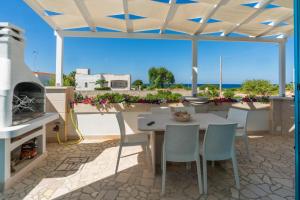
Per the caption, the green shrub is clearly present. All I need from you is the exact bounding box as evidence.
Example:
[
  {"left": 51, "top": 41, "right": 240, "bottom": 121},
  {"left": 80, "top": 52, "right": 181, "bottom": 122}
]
[
  {"left": 241, "top": 79, "right": 274, "bottom": 97},
  {"left": 95, "top": 93, "right": 125, "bottom": 103},
  {"left": 92, "top": 90, "right": 182, "bottom": 104},
  {"left": 144, "top": 93, "right": 159, "bottom": 102},
  {"left": 124, "top": 95, "right": 140, "bottom": 103},
  {"left": 223, "top": 89, "right": 235, "bottom": 98},
  {"left": 234, "top": 96, "right": 243, "bottom": 100},
  {"left": 146, "top": 85, "right": 156, "bottom": 90},
  {"left": 132, "top": 80, "right": 145, "bottom": 90},
  {"left": 197, "top": 92, "right": 206, "bottom": 97},
  {"left": 169, "top": 84, "right": 190, "bottom": 90},
  {"left": 144, "top": 90, "right": 182, "bottom": 103},
  {"left": 158, "top": 90, "right": 181, "bottom": 101},
  {"left": 198, "top": 84, "right": 218, "bottom": 91},
  {"left": 286, "top": 83, "right": 294, "bottom": 91},
  {"left": 94, "top": 87, "right": 111, "bottom": 91},
  {"left": 74, "top": 92, "right": 84, "bottom": 102},
  {"left": 197, "top": 86, "right": 219, "bottom": 99}
]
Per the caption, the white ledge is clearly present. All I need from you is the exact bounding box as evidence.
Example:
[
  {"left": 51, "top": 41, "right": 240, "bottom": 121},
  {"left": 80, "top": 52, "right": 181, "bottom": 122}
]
[{"left": 0, "top": 113, "right": 59, "bottom": 139}]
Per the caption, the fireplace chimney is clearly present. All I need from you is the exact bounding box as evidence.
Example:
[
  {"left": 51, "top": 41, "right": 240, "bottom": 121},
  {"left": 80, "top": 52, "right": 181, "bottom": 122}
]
[{"left": 0, "top": 22, "right": 44, "bottom": 127}]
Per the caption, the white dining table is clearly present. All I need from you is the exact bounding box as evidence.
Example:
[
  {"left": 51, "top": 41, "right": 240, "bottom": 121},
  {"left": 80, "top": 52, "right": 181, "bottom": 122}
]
[{"left": 137, "top": 112, "right": 240, "bottom": 175}]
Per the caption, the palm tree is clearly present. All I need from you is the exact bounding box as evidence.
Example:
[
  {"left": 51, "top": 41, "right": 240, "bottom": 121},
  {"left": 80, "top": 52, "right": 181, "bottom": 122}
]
[
  {"left": 132, "top": 79, "right": 144, "bottom": 90},
  {"left": 96, "top": 78, "right": 108, "bottom": 88}
]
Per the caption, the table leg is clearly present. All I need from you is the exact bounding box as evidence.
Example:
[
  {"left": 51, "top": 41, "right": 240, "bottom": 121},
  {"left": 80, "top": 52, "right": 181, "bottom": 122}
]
[
  {"left": 149, "top": 133, "right": 156, "bottom": 176},
  {"left": 149, "top": 131, "right": 164, "bottom": 175}
]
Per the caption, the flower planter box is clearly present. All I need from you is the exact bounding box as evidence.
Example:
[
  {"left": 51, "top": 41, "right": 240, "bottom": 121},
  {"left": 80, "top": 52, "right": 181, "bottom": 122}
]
[
  {"left": 193, "top": 102, "right": 270, "bottom": 113},
  {"left": 74, "top": 102, "right": 185, "bottom": 113}
]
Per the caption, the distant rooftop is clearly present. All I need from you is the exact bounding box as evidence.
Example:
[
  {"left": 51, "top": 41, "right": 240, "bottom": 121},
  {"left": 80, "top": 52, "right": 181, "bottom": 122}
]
[{"left": 75, "top": 68, "right": 130, "bottom": 76}]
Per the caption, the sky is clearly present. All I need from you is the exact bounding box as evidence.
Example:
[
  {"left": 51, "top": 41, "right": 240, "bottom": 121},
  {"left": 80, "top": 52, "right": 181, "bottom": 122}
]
[{"left": 0, "top": 0, "right": 295, "bottom": 84}]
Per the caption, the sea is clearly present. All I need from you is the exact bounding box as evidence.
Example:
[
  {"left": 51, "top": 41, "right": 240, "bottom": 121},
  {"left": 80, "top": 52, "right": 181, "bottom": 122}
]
[
  {"left": 143, "top": 83, "right": 242, "bottom": 89},
  {"left": 184, "top": 84, "right": 242, "bottom": 89}
]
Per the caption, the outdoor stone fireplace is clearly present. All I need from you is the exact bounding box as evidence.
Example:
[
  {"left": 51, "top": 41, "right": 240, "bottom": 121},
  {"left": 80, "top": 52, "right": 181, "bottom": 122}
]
[
  {"left": 0, "top": 22, "right": 58, "bottom": 191},
  {"left": 0, "top": 23, "right": 46, "bottom": 128}
]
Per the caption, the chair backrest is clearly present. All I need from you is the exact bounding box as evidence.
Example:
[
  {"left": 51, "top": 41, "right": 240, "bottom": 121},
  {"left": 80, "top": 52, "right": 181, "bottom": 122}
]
[
  {"left": 227, "top": 108, "right": 248, "bottom": 130},
  {"left": 151, "top": 107, "right": 171, "bottom": 114},
  {"left": 164, "top": 124, "right": 199, "bottom": 162},
  {"left": 203, "top": 123, "right": 237, "bottom": 160},
  {"left": 116, "top": 112, "right": 126, "bottom": 141},
  {"left": 173, "top": 106, "right": 196, "bottom": 114}
]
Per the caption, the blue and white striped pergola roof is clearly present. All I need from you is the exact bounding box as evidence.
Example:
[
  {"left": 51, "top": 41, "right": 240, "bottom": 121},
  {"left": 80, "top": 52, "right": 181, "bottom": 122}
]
[{"left": 24, "top": 0, "right": 293, "bottom": 41}]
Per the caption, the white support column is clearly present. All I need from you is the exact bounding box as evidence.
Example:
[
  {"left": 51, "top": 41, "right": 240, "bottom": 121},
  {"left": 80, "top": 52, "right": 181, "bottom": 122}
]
[
  {"left": 55, "top": 31, "right": 64, "bottom": 87},
  {"left": 219, "top": 56, "right": 223, "bottom": 98},
  {"left": 0, "top": 139, "right": 10, "bottom": 191},
  {"left": 279, "top": 41, "right": 286, "bottom": 97},
  {"left": 192, "top": 40, "right": 198, "bottom": 96}
]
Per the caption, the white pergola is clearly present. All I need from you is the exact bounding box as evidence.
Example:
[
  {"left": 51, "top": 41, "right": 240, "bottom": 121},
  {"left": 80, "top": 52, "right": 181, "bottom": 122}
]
[{"left": 23, "top": 0, "right": 294, "bottom": 96}]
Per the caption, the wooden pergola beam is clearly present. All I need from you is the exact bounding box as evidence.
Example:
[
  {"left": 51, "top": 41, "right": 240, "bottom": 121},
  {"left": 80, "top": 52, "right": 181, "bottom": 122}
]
[
  {"left": 256, "top": 15, "right": 293, "bottom": 37},
  {"left": 222, "top": 0, "right": 274, "bottom": 36},
  {"left": 160, "top": 0, "right": 177, "bottom": 34},
  {"left": 59, "top": 30, "right": 284, "bottom": 43},
  {"left": 23, "top": 0, "right": 58, "bottom": 30},
  {"left": 194, "top": 0, "right": 230, "bottom": 35},
  {"left": 74, "top": 0, "right": 97, "bottom": 32},
  {"left": 123, "top": 0, "right": 133, "bottom": 32}
]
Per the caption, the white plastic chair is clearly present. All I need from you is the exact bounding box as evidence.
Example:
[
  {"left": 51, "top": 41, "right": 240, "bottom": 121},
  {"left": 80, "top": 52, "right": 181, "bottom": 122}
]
[
  {"left": 201, "top": 123, "right": 239, "bottom": 194},
  {"left": 173, "top": 106, "right": 196, "bottom": 114},
  {"left": 172, "top": 106, "right": 196, "bottom": 170},
  {"left": 151, "top": 107, "right": 171, "bottom": 114},
  {"left": 227, "top": 108, "right": 250, "bottom": 159},
  {"left": 162, "top": 124, "right": 202, "bottom": 195},
  {"left": 115, "top": 112, "right": 149, "bottom": 174}
]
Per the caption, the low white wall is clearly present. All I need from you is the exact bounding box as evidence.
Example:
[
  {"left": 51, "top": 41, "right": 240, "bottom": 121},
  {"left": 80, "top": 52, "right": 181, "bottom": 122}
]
[
  {"left": 75, "top": 110, "right": 269, "bottom": 137},
  {"left": 76, "top": 112, "right": 143, "bottom": 136}
]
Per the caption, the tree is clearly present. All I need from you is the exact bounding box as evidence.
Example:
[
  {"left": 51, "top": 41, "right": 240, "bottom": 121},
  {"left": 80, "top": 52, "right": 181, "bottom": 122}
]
[
  {"left": 63, "top": 71, "right": 76, "bottom": 86},
  {"left": 48, "top": 76, "right": 55, "bottom": 86},
  {"left": 132, "top": 79, "right": 144, "bottom": 90},
  {"left": 241, "top": 79, "right": 274, "bottom": 97},
  {"left": 148, "top": 67, "right": 175, "bottom": 88},
  {"left": 96, "top": 78, "right": 108, "bottom": 88},
  {"left": 48, "top": 71, "right": 76, "bottom": 86}
]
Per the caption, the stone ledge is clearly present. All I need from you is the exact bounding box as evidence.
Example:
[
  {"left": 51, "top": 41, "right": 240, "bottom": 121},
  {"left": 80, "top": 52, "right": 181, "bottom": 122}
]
[{"left": 270, "top": 96, "right": 294, "bottom": 101}]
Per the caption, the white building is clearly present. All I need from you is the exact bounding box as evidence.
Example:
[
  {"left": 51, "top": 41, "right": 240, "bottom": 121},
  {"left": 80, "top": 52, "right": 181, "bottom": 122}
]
[{"left": 75, "top": 68, "right": 131, "bottom": 90}]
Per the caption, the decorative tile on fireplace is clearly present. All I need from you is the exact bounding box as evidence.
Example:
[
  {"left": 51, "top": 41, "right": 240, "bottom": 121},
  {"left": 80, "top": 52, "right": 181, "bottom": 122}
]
[{"left": 55, "top": 157, "right": 89, "bottom": 172}]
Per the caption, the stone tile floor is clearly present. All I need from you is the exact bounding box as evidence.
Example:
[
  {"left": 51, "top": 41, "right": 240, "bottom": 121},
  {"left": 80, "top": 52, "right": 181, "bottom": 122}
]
[{"left": 0, "top": 133, "right": 295, "bottom": 200}]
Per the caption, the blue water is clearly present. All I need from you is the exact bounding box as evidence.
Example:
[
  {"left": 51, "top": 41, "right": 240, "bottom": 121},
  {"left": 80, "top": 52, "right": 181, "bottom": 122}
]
[
  {"left": 183, "top": 84, "right": 242, "bottom": 89},
  {"left": 143, "top": 83, "right": 242, "bottom": 89}
]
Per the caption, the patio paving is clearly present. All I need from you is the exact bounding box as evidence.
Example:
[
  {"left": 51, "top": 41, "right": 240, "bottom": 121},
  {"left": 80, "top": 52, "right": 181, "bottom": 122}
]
[{"left": 0, "top": 133, "right": 294, "bottom": 200}]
